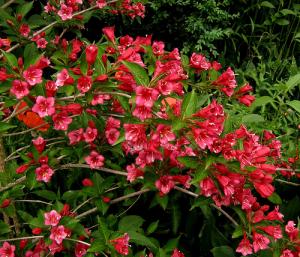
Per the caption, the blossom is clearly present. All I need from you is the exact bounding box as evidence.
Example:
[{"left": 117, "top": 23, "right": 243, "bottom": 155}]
[
  {"left": 252, "top": 232, "right": 270, "bottom": 253},
  {"left": 44, "top": 210, "right": 61, "bottom": 226},
  {"left": 56, "top": 69, "right": 73, "bottom": 87},
  {"left": 35, "top": 164, "right": 54, "bottom": 183},
  {"left": 75, "top": 242, "right": 89, "bottom": 257},
  {"left": 32, "top": 136, "right": 46, "bottom": 153},
  {"left": 126, "top": 164, "right": 144, "bottom": 182},
  {"left": 50, "top": 225, "right": 68, "bottom": 244},
  {"left": 155, "top": 175, "right": 175, "bottom": 195},
  {"left": 58, "top": 4, "right": 73, "bottom": 21},
  {"left": 0, "top": 199, "right": 11, "bottom": 208},
  {"left": 236, "top": 236, "right": 253, "bottom": 256},
  {"left": 52, "top": 112, "right": 72, "bottom": 131},
  {"left": 96, "top": 0, "right": 107, "bottom": 8},
  {"left": 83, "top": 127, "right": 98, "bottom": 143},
  {"left": 10, "top": 80, "right": 30, "bottom": 99},
  {"left": 0, "top": 242, "right": 15, "bottom": 257},
  {"left": 135, "top": 86, "right": 159, "bottom": 108},
  {"left": 82, "top": 178, "right": 94, "bottom": 187},
  {"left": 152, "top": 41, "right": 165, "bottom": 56},
  {"left": 171, "top": 249, "right": 185, "bottom": 257},
  {"left": 85, "top": 151, "right": 105, "bottom": 169},
  {"left": 213, "top": 67, "right": 237, "bottom": 96},
  {"left": 19, "top": 24, "right": 30, "bottom": 37},
  {"left": 102, "top": 26, "right": 115, "bottom": 43},
  {"left": 190, "top": 53, "right": 210, "bottom": 70},
  {"left": 32, "top": 96, "right": 55, "bottom": 118},
  {"left": 85, "top": 45, "right": 98, "bottom": 65},
  {"left": 110, "top": 233, "right": 130, "bottom": 255},
  {"left": 36, "top": 38, "right": 48, "bottom": 49},
  {"left": 68, "top": 128, "right": 83, "bottom": 145},
  {"left": 77, "top": 76, "right": 93, "bottom": 93}
]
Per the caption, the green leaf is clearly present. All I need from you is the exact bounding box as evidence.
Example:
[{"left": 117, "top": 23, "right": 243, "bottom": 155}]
[
  {"left": 146, "top": 220, "right": 159, "bottom": 235},
  {"left": 24, "top": 43, "right": 40, "bottom": 69},
  {"left": 191, "top": 166, "right": 208, "bottom": 184},
  {"left": 275, "top": 19, "right": 290, "bottom": 26},
  {"left": 98, "top": 217, "right": 110, "bottom": 243},
  {"left": 211, "top": 246, "right": 235, "bottom": 257},
  {"left": 87, "top": 239, "right": 106, "bottom": 252},
  {"left": 1, "top": 50, "right": 18, "bottom": 67},
  {"left": 177, "top": 156, "right": 199, "bottom": 169},
  {"left": 260, "top": 1, "right": 275, "bottom": 8},
  {"left": 181, "top": 90, "right": 197, "bottom": 117},
  {"left": 0, "top": 221, "right": 11, "bottom": 235},
  {"left": 128, "top": 231, "right": 158, "bottom": 251},
  {"left": 122, "top": 61, "right": 149, "bottom": 86},
  {"left": 171, "top": 204, "right": 181, "bottom": 234},
  {"left": 118, "top": 215, "right": 144, "bottom": 232},
  {"left": 0, "top": 122, "right": 17, "bottom": 133},
  {"left": 286, "top": 74, "right": 300, "bottom": 92},
  {"left": 268, "top": 192, "right": 282, "bottom": 205},
  {"left": 287, "top": 100, "right": 300, "bottom": 114},
  {"left": 251, "top": 96, "right": 274, "bottom": 109},
  {"left": 17, "top": 210, "right": 33, "bottom": 222},
  {"left": 17, "top": 1, "right": 33, "bottom": 17},
  {"left": 242, "top": 114, "right": 264, "bottom": 124},
  {"left": 95, "top": 199, "right": 109, "bottom": 215},
  {"left": 156, "top": 194, "right": 168, "bottom": 210},
  {"left": 33, "top": 190, "right": 57, "bottom": 201},
  {"left": 232, "top": 226, "right": 243, "bottom": 238}
]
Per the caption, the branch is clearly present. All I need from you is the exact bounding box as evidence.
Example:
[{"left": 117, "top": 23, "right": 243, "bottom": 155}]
[
  {"left": 59, "top": 163, "right": 127, "bottom": 176},
  {"left": 275, "top": 179, "right": 300, "bottom": 187},
  {"left": 174, "top": 186, "right": 239, "bottom": 227},
  {"left": 0, "top": 235, "right": 43, "bottom": 242},
  {"left": 64, "top": 238, "right": 91, "bottom": 247},
  {"left": 2, "top": 105, "right": 29, "bottom": 122},
  {"left": 0, "top": 176, "right": 26, "bottom": 193},
  {"left": 76, "top": 189, "right": 150, "bottom": 219},
  {"left": 276, "top": 168, "right": 300, "bottom": 173},
  {"left": 2, "top": 122, "right": 48, "bottom": 137},
  {"left": 3, "top": 0, "right": 119, "bottom": 54},
  {"left": 14, "top": 199, "right": 53, "bottom": 205},
  {"left": 1, "top": 0, "right": 15, "bottom": 9}
]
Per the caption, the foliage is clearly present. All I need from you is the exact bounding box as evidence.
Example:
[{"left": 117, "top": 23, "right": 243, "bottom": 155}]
[{"left": 0, "top": 1, "right": 299, "bottom": 257}]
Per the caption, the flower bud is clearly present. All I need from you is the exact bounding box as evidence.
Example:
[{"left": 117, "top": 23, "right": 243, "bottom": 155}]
[
  {"left": 85, "top": 45, "right": 98, "bottom": 65},
  {"left": 0, "top": 199, "right": 11, "bottom": 208}
]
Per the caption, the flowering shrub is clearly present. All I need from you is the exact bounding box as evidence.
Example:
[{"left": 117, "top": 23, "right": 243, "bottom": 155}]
[{"left": 0, "top": 1, "right": 299, "bottom": 257}]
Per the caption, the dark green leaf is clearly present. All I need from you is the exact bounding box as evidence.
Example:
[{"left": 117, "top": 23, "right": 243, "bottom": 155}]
[
  {"left": 287, "top": 100, "right": 300, "bottom": 114},
  {"left": 33, "top": 190, "right": 57, "bottom": 201},
  {"left": 1, "top": 50, "right": 18, "bottom": 67},
  {"left": 211, "top": 246, "right": 235, "bottom": 257},
  {"left": 146, "top": 220, "right": 159, "bottom": 235},
  {"left": 128, "top": 231, "right": 158, "bottom": 251},
  {"left": 268, "top": 192, "right": 282, "bottom": 205},
  {"left": 122, "top": 61, "right": 149, "bottom": 86},
  {"left": 177, "top": 156, "right": 199, "bottom": 169},
  {"left": 17, "top": 1, "right": 33, "bottom": 17},
  {"left": 118, "top": 215, "right": 144, "bottom": 232},
  {"left": 0, "top": 122, "right": 17, "bottom": 133}
]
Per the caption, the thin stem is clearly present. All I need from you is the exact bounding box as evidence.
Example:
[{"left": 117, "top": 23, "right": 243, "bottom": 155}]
[
  {"left": 174, "top": 186, "right": 238, "bottom": 227},
  {"left": 64, "top": 238, "right": 91, "bottom": 247},
  {"left": 0, "top": 236, "right": 43, "bottom": 242},
  {"left": 14, "top": 200, "right": 53, "bottom": 205},
  {"left": 1, "top": 0, "right": 15, "bottom": 8},
  {"left": 77, "top": 189, "right": 150, "bottom": 219},
  {"left": 73, "top": 197, "right": 94, "bottom": 213},
  {"left": 275, "top": 179, "right": 300, "bottom": 187},
  {"left": 0, "top": 176, "right": 26, "bottom": 193},
  {"left": 59, "top": 163, "right": 127, "bottom": 176},
  {"left": 2, "top": 122, "right": 48, "bottom": 137},
  {"left": 276, "top": 168, "right": 300, "bottom": 173}
]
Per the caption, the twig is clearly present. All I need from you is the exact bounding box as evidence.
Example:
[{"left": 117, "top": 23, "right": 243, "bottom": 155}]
[
  {"left": 59, "top": 163, "right": 127, "bottom": 176},
  {"left": 76, "top": 189, "right": 150, "bottom": 219},
  {"left": 0, "top": 176, "right": 26, "bottom": 193},
  {"left": 275, "top": 179, "right": 300, "bottom": 187},
  {"left": 276, "top": 168, "right": 300, "bottom": 173},
  {"left": 174, "top": 186, "right": 238, "bottom": 227},
  {"left": 3, "top": 0, "right": 119, "bottom": 55},
  {"left": 3, "top": 106, "right": 29, "bottom": 122},
  {"left": 1, "top": 0, "right": 15, "bottom": 9},
  {"left": 73, "top": 197, "right": 94, "bottom": 213},
  {"left": 64, "top": 238, "right": 91, "bottom": 247},
  {"left": 2, "top": 122, "right": 48, "bottom": 137},
  {"left": 116, "top": 194, "right": 141, "bottom": 217},
  {"left": 14, "top": 200, "right": 53, "bottom": 205},
  {"left": 0, "top": 235, "right": 43, "bottom": 242}
]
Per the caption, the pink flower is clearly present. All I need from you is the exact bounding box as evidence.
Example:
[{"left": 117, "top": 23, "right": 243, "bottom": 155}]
[
  {"left": 252, "top": 232, "right": 270, "bottom": 253},
  {"left": 35, "top": 164, "right": 54, "bottom": 183},
  {"left": 91, "top": 94, "right": 110, "bottom": 105},
  {"left": 102, "top": 26, "right": 115, "bottom": 43},
  {"left": 19, "top": 24, "right": 30, "bottom": 37},
  {"left": 213, "top": 67, "right": 237, "bottom": 96},
  {"left": 280, "top": 249, "right": 294, "bottom": 257},
  {"left": 85, "top": 45, "right": 98, "bottom": 65},
  {"left": 85, "top": 151, "right": 105, "bottom": 169},
  {"left": 96, "top": 0, "right": 107, "bottom": 8},
  {"left": 32, "top": 136, "right": 46, "bottom": 153},
  {"left": 110, "top": 233, "right": 130, "bottom": 255},
  {"left": 190, "top": 53, "right": 211, "bottom": 70},
  {"left": 58, "top": 4, "right": 73, "bottom": 21},
  {"left": 132, "top": 105, "right": 152, "bottom": 121},
  {"left": 105, "top": 128, "right": 120, "bottom": 145},
  {"left": 285, "top": 221, "right": 299, "bottom": 241},
  {"left": 75, "top": 242, "right": 89, "bottom": 257},
  {"left": 152, "top": 41, "right": 165, "bottom": 56},
  {"left": 135, "top": 86, "right": 159, "bottom": 108},
  {"left": 77, "top": 76, "right": 92, "bottom": 93},
  {"left": 171, "top": 249, "right": 185, "bottom": 257},
  {"left": 50, "top": 225, "right": 68, "bottom": 244},
  {"left": 10, "top": 80, "right": 30, "bottom": 99},
  {"left": 32, "top": 96, "right": 55, "bottom": 118},
  {"left": 260, "top": 225, "right": 282, "bottom": 240},
  {"left": 236, "top": 236, "right": 253, "bottom": 256},
  {"left": 56, "top": 69, "right": 72, "bottom": 87},
  {"left": 23, "top": 66, "right": 43, "bottom": 86},
  {"left": 126, "top": 164, "right": 144, "bottom": 182},
  {"left": 155, "top": 175, "right": 175, "bottom": 195},
  {"left": 44, "top": 210, "right": 61, "bottom": 226},
  {"left": 83, "top": 127, "right": 98, "bottom": 143},
  {"left": 68, "top": 128, "right": 83, "bottom": 145},
  {"left": 52, "top": 112, "right": 72, "bottom": 131},
  {"left": 0, "top": 242, "right": 15, "bottom": 257},
  {"left": 36, "top": 38, "right": 48, "bottom": 49}
]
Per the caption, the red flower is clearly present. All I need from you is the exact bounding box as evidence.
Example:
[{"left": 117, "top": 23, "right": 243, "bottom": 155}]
[
  {"left": 58, "top": 4, "right": 73, "bottom": 21},
  {"left": 236, "top": 235, "right": 253, "bottom": 256},
  {"left": 190, "top": 53, "right": 210, "bottom": 70},
  {"left": 85, "top": 151, "right": 105, "bottom": 169},
  {"left": 102, "top": 26, "right": 115, "bottom": 43},
  {"left": 0, "top": 242, "right": 15, "bottom": 257},
  {"left": 82, "top": 178, "right": 93, "bottom": 187},
  {"left": 77, "top": 76, "right": 92, "bottom": 93},
  {"left": 50, "top": 225, "right": 68, "bottom": 244},
  {"left": 155, "top": 175, "right": 175, "bottom": 195},
  {"left": 35, "top": 164, "right": 54, "bottom": 183},
  {"left": 171, "top": 249, "right": 185, "bottom": 257},
  {"left": 10, "top": 80, "right": 30, "bottom": 99},
  {"left": 110, "top": 233, "right": 130, "bottom": 255},
  {"left": 85, "top": 45, "right": 98, "bottom": 65},
  {"left": 32, "top": 136, "right": 46, "bottom": 153},
  {"left": 252, "top": 232, "right": 270, "bottom": 253}
]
